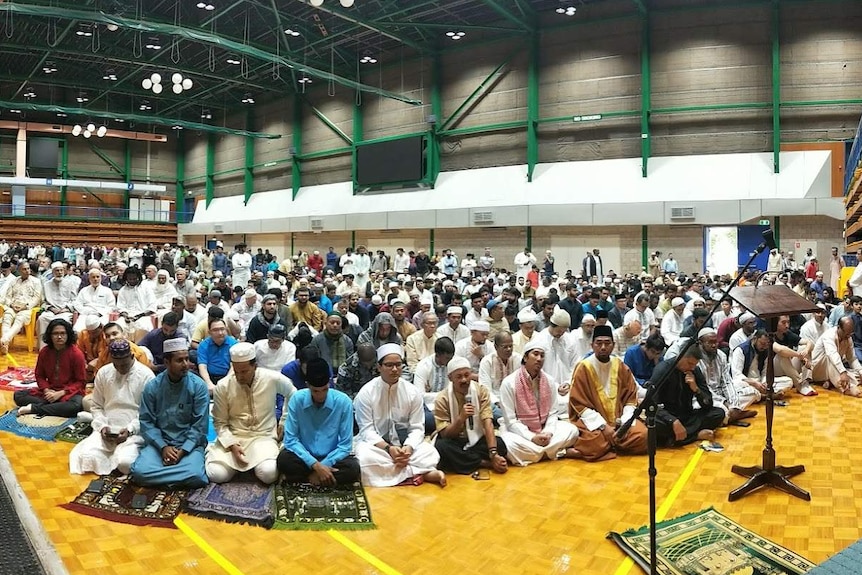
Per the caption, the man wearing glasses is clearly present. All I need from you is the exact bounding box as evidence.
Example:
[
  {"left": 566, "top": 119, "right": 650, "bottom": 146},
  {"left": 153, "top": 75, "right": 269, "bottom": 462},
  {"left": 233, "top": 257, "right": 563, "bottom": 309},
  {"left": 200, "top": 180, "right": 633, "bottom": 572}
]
[{"left": 353, "top": 343, "right": 446, "bottom": 487}]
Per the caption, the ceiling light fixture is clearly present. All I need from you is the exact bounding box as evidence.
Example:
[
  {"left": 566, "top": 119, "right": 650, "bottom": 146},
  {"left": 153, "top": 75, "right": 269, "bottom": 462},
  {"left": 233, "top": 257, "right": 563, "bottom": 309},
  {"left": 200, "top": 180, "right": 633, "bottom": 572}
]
[
  {"left": 309, "top": 0, "right": 356, "bottom": 7},
  {"left": 76, "top": 93, "right": 89, "bottom": 103},
  {"left": 145, "top": 36, "right": 162, "bottom": 50},
  {"left": 42, "top": 63, "right": 58, "bottom": 74},
  {"left": 556, "top": 5, "right": 577, "bottom": 16},
  {"left": 23, "top": 87, "right": 36, "bottom": 99},
  {"left": 103, "top": 69, "right": 118, "bottom": 81},
  {"left": 106, "top": 23, "right": 119, "bottom": 31},
  {"left": 196, "top": 2, "right": 215, "bottom": 9},
  {"left": 284, "top": 28, "right": 300, "bottom": 37},
  {"left": 139, "top": 101, "right": 152, "bottom": 111},
  {"left": 445, "top": 31, "right": 466, "bottom": 40},
  {"left": 56, "top": 112, "right": 68, "bottom": 118},
  {"left": 172, "top": 125, "right": 183, "bottom": 130},
  {"left": 76, "top": 25, "right": 93, "bottom": 37},
  {"left": 298, "top": 75, "right": 312, "bottom": 85},
  {"left": 359, "top": 54, "right": 378, "bottom": 64},
  {"left": 201, "top": 109, "right": 213, "bottom": 120},
  {"left": 226, "top": 56, "right": 241, "bottom": 65},
  {"left": 241, "top": 94, "right": 255, "bottom": 104}
]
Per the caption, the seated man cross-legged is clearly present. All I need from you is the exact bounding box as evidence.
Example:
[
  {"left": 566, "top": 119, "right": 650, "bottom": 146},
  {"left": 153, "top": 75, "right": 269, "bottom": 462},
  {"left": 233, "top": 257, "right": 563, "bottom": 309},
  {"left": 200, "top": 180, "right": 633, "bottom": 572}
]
[
  {"left": 130, "top": 338, "right": 209, "bottom": 489},
  {"left": 278, "top": 357, "right": 360, "bottom": 485},
  {"left": 70, "top": 340, "right": 155, "bottom": 475},
  {"left": 353, "top": 343, "right": 446, "bottom": 487},
  {"left": 205, "top": 342, "right": 296, "bottom": 484},
  {"left": 433, "top": 357, "right": 508, "bottom": 476}
]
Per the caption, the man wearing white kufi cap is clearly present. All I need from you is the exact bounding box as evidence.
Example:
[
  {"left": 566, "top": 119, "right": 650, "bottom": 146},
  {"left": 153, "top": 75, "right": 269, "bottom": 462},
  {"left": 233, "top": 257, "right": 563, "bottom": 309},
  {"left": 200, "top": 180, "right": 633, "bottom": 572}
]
[
  {"left": 694, "top": 328, "right": 758, "bottom": 425},
  {"left": 73, "top": 267, "right": 116, "bottom": 332},
  {"left": 531, "top": 309, "right": 578, "bottom": 414},
  {"left": 660, "top": 297, "right": 687, "bottom": 345},
  {"left": 436, "top": 306, "right": 470, "bottom": 344},
  {"left": 433, "top": 357, "right": 508, "bottom": 476},
  {"left": 498, "top": 339, "right": 579, "bottom": 466},
  {"left": 728, "top": 312, "right": 758, "bottom": 352},
  {"left": 512, "top": 307, "right": 538, "bottom": 356},
  {"left": 353, "top": 343, "right": 446, "bottom": 487},
  {"left": 204, "top": 342, "right": 296, "bottom": 485},
  {"left": 130, "top": 338, "right": 209, "bottom": 489},
  {"left": 38, "top": 261, "right": 77, "bottom": 349},
  {"left": 454, "top": 320, "right": 494, "bottom": 374}
]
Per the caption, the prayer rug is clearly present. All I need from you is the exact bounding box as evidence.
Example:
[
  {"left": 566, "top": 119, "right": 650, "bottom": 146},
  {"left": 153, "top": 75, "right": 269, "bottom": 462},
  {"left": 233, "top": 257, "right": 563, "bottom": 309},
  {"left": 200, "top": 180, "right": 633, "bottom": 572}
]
[
  {"left": 0, "top": 367, "right": 36, "bottom": 392},
  {"left": 61, "top": 474, "right": 186, "bottom": 528},
  {"left": 272, "top": 481, "right": 375, "bottom": 531},
  {"left": 54, "top": 421, "right": 93, "bottom": 444},
  {"left": 185, "top": 480, "right": 275, "bottom": 529},
  {"left": 0, "top": 410, "right": 74, "bottom": 442},
  {"left": 809, "top": 537, "right": 862, "bottom": 574},
  {"left": 608, "top": 507, "right": 815, "bottom": 575}
]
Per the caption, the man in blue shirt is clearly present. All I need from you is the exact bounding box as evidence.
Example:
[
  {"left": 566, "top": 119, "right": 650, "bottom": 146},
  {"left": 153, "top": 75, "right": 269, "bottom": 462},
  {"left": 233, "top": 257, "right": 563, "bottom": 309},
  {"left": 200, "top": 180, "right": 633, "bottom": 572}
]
[
  {"left": 277, "top": 357, "right": 360, "bottom": 486},
  {"left": 197, "top": 317, "right": 237, "bottom": 393},
  {"left": 623, "top": 333, "right": 666, "bottom": 390}
]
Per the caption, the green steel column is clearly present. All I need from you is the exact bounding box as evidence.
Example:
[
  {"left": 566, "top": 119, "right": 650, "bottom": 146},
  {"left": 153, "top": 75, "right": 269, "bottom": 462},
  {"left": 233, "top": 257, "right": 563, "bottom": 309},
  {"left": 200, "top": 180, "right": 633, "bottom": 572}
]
[
  {"left": 640, "top": 11, "right": 651, "bottom": 178},
  {"left": 244, "top": 109, "right": 255, "bottom": 205},
  {"left": 429, "top": 229, "right": 435, "bottom": 256},
  {"left": 351, "top": 231, "right": 356, "bottom": 251},
  {"left": 352, "top": 84, "right": 363, "bottom": 191},
  {"left": 771, "top": 0, "right": 780, "bottom": 174},
  {"left": 642, "top": 225, "right": 649, "bottom": 269},
  {"left": 291, "top": 93, "right": 303, "bottom": 200},
  {"left": 124, "top": 140, "right": 132, "bottom": 210},
  {"left": 526, "top": 226, "right": 532, "bottom": 252},
  {"left": 429, "top": 56, "right": 443, "bottom": 186},
  {"left": 290, "top": 233, "right": 295, "bottom": 257},
  {"left": 176, "top": 131, "right": 186, "bottom": 223},
  {"left": 526, "top": 33, "right": 539, "bottom": 182},
  {"left": 205, "top": 133, "right": 216, "bottom": 208},
  {"left": 60, "top": 139, "right": 69, "bottom": 217},
  {"left": 773, "top": 216, "right": 780, "bottom": 247}
]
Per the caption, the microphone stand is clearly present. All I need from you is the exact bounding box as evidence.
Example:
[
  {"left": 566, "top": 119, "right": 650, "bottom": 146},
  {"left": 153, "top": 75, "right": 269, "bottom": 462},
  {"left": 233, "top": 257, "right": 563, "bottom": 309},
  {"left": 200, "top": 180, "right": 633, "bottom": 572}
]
[{"left": 615, "top": 235, "right": 772, "bottom": 575}]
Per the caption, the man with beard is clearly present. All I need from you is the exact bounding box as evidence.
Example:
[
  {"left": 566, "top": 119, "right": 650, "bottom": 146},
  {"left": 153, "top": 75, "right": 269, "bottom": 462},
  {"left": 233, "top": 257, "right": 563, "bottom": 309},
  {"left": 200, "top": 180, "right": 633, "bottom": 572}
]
[
  {"left": 433, "top": 357, "right": 508, "bottom": 476},
  {"left": 730, "top": 329, "right": 794, "bottom": 403},
  {"left": 0, "top": 260, "right": 43, "bottom": 354},
  {"left": 652, "top": 344, "right": 724, "bottom": 446},
  {"left": 695, "top": 328, "right": 757, "bottom": 425},
  {"left": 115, "top": 266, "right": 157, "bottom": 342},
  {"left": 568, "top": 325, "right": 647, "bottom": 461},
  {"left": 37, "top": 261, "right": 76, "bottom": 349},
  {"left": 245, "top": 294, "right": 290, "bottom": 344}
]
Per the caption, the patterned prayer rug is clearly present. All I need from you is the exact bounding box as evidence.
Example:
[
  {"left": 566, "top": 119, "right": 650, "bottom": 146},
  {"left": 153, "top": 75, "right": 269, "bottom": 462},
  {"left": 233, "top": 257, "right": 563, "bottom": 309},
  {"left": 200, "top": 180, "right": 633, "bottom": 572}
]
[
  {"left": 609, "top": 507, "right": 815, "bottom": 575},
  {"left": 54, "top": 421, "right": 93, "bottom": 444},
  {"left": 0, "top": 410, "right": 74, "bottom": 441},
  {"left": 273, "top": 481, "right": 375, "bottom": 531},
  {"left": 0, "top": 367, "right": 36, "bottom": 392},
  {"left": 61, "top": 474, "right": 187, "bottom": 528},
  {"left": 185, "top": 480, "right": 275, "bottom": 529}
]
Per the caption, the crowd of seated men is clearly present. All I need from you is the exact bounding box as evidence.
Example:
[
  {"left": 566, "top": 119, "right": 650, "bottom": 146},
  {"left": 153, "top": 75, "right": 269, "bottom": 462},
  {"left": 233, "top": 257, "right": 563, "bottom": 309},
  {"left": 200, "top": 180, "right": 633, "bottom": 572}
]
[{"left": 0, "top": 238, "right": 854, "bottom": 489}]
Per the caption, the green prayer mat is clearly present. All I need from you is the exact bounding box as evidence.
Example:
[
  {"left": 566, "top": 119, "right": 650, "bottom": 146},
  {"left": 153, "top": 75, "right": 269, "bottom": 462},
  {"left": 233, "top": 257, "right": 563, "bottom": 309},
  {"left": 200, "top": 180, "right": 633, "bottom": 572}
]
[
  {"left": 272, "top": 481, "right": 375, "bottom": 531},
  {"left": 608, "top": 507, "right": 815, "bottom": 575},
  {"left": 54, "top": 421, "right": 93, "bottom": 444}
]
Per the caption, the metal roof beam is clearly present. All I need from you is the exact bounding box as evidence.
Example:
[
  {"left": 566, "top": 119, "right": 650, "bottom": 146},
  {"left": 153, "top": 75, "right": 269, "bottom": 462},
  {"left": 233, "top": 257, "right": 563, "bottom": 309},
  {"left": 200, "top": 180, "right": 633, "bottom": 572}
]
[
  {"left": 0, "top": 3, "right": 422, "bottom": 105},
  {"left": 0, "top": 100, "right": 282, "bottom": 139},
  {"left": 477, "top": 0, "right": 535, "bottom": 33},
  {"left": 10, "top": 19, "right": 79, "bottom": 100},
  {"left": 384, "top": 21, "right": 524, "bottom": 33}
]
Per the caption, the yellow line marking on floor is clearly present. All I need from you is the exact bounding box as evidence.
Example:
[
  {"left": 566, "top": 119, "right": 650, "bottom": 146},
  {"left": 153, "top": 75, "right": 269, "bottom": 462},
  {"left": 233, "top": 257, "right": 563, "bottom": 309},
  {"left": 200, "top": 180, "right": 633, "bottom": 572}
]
[
  {"left": 612, "top": 448, "right": 704, "bottom": 575},
  {"left": 175, "top": 516, "right": 247, "bottom": 575},
  {"left": 328, "top": 529, "right": 405, "bottom": 575},
  {"left": 6, "top": 353, "right": 18, "bottom": 367}
]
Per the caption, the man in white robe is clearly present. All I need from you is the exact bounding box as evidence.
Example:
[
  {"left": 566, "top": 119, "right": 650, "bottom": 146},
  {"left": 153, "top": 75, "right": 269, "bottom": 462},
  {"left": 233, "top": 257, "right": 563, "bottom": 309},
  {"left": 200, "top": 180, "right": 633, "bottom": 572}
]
[
  {"left": 531, "top": 309, "right": 577, "bottom": 414},
  {"left": 38, "top": 261, "right": 77, "bottom": 349},
  {"left": 0, "top": 261, "right": 43, "bottom": 354},
  {"left": 811, "top": 317, "right": 862, "bottom": 396},
  {"left": 405, "top": 312, "right": 439, "bottom": 371},
  {"left": 151, "top": 269, "right": 178, "bottom": 320},
  {"left": 353, "top": 343, "right": 446, "bottom": 487},
  {"left": 800, "top": 303, "right": 828, "bottom": 344},
  {"left": 454, "top": 320, "right": 494, "bottom": 375},
  {"left": 436, "top": 306, "right": 470, "bottom": 343},
  {"left": 69, "top": 340, "right": 154, "bottom": 475},
  {"left": 231, "top": 244, "right": 253, "bottom": 289},
  {"left": 115, "top": 267, "right": 157, "bottom": 341},
  {"left": 253, "top": 324, "right": 296, "bottom": 371},
  {"left": 73, "top": 268, "right": 116, "bottom": 331},
  {"left": 694, "top": 328, "right": 757, "bottom": 424},
  {"left": 478, "top": 331, "right": 521, "bottom": 417},
  {"left": 204, "top": 342, "right": 296, "bottom": 484},
  {"left": 660, "top": 297, "right": 686, "bottom": 344},
  {"left": 498, "top": 339, "right": 578, "bottom": 466},
  {"left": 730, "top": 329, "right": 793, "bottom": 403}
]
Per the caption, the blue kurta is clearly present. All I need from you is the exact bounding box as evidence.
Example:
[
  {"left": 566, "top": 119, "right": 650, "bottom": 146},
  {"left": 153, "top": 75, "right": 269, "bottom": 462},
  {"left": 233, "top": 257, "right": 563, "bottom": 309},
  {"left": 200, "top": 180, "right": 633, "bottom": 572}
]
[
  {"left": 282, "top": 388, "right": 354, "bottom": 468},
  {"left": 623, "top": 344, "right": 659, "bottom": 386},
  {"left": 130, "top": 370, "right": 210, "bottom": 488}
]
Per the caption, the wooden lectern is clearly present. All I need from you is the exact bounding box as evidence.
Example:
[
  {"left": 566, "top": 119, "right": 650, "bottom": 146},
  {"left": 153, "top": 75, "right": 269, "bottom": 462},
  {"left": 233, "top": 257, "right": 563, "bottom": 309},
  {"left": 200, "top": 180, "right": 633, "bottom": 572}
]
[{"left": 727, "top": 285, "right": 819, "bottom": 502}]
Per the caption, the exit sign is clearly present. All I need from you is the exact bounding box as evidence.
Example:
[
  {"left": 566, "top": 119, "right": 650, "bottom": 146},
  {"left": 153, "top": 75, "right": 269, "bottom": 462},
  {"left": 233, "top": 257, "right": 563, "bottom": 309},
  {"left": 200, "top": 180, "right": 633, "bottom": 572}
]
[
  {"left": 572, "top": 114, "right": 603, "bottom": 123},
  {"left": 758, "top": 219, "right": 770, "bottom": 226}
]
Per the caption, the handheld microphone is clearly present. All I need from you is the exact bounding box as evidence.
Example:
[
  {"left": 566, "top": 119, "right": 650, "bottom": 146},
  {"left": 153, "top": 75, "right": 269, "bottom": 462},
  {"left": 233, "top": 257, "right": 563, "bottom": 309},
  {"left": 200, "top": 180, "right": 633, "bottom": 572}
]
[{"left": 465, "top": 392, "right": 474, "bottom": 430}]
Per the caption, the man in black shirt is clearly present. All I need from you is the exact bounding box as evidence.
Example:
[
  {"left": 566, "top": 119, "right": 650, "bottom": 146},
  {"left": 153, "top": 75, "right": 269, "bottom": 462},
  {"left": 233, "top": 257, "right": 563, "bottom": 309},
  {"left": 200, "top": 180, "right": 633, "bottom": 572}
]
[{"left": 651, "top": 344, "right": 724, "bottom": 446}]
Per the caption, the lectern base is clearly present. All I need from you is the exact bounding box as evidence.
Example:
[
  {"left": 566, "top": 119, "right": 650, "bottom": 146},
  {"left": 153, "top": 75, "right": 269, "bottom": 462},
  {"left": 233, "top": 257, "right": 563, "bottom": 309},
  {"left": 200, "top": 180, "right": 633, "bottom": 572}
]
[{"left": 728, "top": 464, "right": 810, "bottom": 501}]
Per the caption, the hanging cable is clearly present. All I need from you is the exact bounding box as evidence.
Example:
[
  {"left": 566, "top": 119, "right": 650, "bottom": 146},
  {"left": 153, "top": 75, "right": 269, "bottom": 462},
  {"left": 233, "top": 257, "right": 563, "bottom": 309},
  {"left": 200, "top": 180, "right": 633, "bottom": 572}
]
[
  {"left": 132, "top": 0, "right": 143, "bottom": 57},
  {"left": 171, "top": 0, "right": 181, "bottom": 63},
  {"left": 5, "top": 0, "right": 14, "bottom": 39},
  {"left": 92, "top": 21, "right": 100, "bottom": 52},
  {"left": 328, "top": 44, "right": 336, "bottom": 97},
  {"left": 240, "top": 10, "right": 250, "bottom": 79},
  {"left": 355, "top": 54, "right": 362, "bottom": 107},
  {"left": 272, "top": 30, "right": 281, "bottom": 80},
  {"left": 208, "top": 17, "right": 216, "bottom": 72}
]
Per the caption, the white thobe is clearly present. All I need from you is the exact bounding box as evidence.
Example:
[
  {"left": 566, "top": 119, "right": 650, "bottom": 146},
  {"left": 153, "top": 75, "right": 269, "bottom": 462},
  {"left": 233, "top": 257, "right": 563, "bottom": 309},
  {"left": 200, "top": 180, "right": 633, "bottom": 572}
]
[
  {"left": 478, "top": 351, "right": 521, "bottom": 403},
  {"left": 116, "top": 284, "right": 157, "bottom": 334},
  {"left": 232, "top": 301, "right": 261, "bottom": 337},
  {"left": 730, "top": 345, "right": 792, "bottom": 401},
  {"left": 811, "top": 327, "right": 862, "bottom": 390},
  {"left": 339, "top": 254, "right": 357, "bottom": 276},
  {"left": 454, "top": 338, "right": 494, "bottom": 373},
  {"left": 514, "top": 252, "right": 536, "bottom": 279},
  {"left": 69, "top": 361, "right": 154, "bottom": 475},
  {"left": 206, "top": 368, "right": 295, "bottom": 474},
  {"left": 254, "top": 339, "right": 297, "bottom": 371},
  {"left": 73, "top": 284, "right": 116, "bottom": 330},
  {"left": 405, "top": 331, "right": 438, "bottom": 371},
  {"left": 353, "top": 377, "right": 440, "bottom": 487},
  {"left": 38, "top": 277, "right": 77, "bottom": 347},
  {"left": 800, "top": 319, "right": 827, "bottom": 346},
  {"left": 231, "top": 252, "right": 253, "bottom": 288},
  {"left": 392, "top": 254, "right": 410, "bottom": 273},
  {"left": 353, "top": 253, "right": 371, "bottom": 292},
  {"left": 413, "top": 356, "right": 449, "bottom": 411},
  {"left": 660, "top": 311, "right": 684, "bottom": 344},
  {"left": 436, "top": 323, "right": 470, "bottom": 344},
  {"left": 699, "top": 350, "right": 755, "bottom": 418},
  {"left": 498, "top": 369, "right": 578, "bottom": 466},
  {"left": 728, "top": 328, "right": 751, "bottom": 352},
  {"left": 624, "top": 307, "right": 656, "bottom": 340}
]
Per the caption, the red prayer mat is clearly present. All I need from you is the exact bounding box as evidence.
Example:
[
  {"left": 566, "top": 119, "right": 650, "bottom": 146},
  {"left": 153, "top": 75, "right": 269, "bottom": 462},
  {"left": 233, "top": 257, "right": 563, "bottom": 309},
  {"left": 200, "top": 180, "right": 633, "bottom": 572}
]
[{"left": 0, "top": 367, "right": 36, "bottom": 392}]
